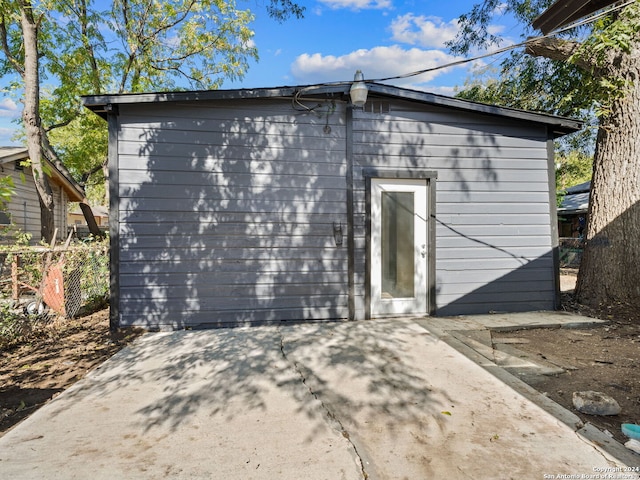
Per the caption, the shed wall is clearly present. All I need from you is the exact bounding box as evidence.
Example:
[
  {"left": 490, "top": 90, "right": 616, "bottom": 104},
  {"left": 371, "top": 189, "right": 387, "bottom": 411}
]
[
  {"left": 115, "top": 100, "right": 349, "bottom": 328},
  {"left": 113, "top": 96, "right": 557, "bottom": 328},
  {"left": 352, "top": 100, "right": 556, "bottom": 316}
]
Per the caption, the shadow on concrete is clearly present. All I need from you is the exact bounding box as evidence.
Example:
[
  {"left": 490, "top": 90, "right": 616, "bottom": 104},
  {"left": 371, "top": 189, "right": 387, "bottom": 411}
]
[{"left": 46, "top": 320, "right": 443, "bottom": 440}]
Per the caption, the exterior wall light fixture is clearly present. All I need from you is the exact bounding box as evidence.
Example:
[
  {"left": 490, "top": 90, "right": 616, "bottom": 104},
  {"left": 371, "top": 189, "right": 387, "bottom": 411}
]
[
  {"left": 333, "top": 222, "right": 343, "bottom": 246},
  {"left": 349, "top": 70, "right": 368, "bottom": 108}
]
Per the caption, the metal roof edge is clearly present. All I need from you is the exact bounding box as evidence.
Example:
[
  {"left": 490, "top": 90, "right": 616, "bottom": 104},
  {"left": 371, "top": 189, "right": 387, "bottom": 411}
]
[
  {"left": 533, "top": 0, "right": 618, "bottom": 34},
  {"left": 82, "top": 82, "right": 583, "bottom": 134},
  {"left": 82, "top": 86, "right": 303, "bottom": 113},
  {"left": 366, "top": 83, "right": 583, "bottom": 134}
]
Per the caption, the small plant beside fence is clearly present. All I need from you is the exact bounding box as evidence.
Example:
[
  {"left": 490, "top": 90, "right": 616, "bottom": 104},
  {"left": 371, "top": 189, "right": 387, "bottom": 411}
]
[{"left": 0, "top": 238, "right": 109, "bottom": 343}]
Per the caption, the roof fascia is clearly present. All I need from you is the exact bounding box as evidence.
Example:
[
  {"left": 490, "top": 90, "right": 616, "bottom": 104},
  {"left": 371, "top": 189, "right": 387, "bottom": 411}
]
[
  {"left": 366, "top": 83, "right": 583, "bottom": 135},
  {"left": 82, "top": 85, "right": 349, "bottom": 117},
  {"left": 0, "top": 148, "right": 29, "bottom": 164},
  {"left": 1, "top": 147, "right": 84, "bottom": 201},
  {"left": 48, "top": 162, "right": 85, "bottom": 202},
  {"left": 533, "top": 0, "right": 617, "bottom": 34},
  {"left": 82, "top": 82, "right": 582, "bottom": 135}
]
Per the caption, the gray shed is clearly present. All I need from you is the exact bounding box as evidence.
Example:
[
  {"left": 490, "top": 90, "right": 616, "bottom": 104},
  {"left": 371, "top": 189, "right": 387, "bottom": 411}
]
[{"left": 82, "top": 82, "right": 581, "bottom": 330}]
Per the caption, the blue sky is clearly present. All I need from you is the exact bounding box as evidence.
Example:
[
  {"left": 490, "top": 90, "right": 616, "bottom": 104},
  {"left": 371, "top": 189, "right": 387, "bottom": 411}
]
[{"left": 0, "top": 0, "right": 521, "bottom": 146}]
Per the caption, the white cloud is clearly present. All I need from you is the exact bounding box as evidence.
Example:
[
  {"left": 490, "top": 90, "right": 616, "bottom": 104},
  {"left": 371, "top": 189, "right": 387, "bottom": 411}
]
[
  {"left": 390, "top": 14, "right": 460, "bottom": 49},
  {"left": 0, "top": 98, "right": 19, "bottom": 118},
  {"left": 317, "top": 0, "right": 392, "bottom": 10},
  {"left": 290, "top": 45, "right": 465, "bottom": 88},
  {"left": 487, "top": 24, "right": 507, "bottom": 36},
  {"left": 428, "top": 85, "right": 457, "bottom": 96},
  {"left": 0, "top": 127, "right": 19, "bottom": 146}
]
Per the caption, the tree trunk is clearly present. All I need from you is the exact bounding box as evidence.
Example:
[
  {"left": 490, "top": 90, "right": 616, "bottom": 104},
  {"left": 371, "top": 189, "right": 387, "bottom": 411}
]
[
  {"left": 575, "top": 42, "right": 640, "bottom": 307},
  {"left": 526, "top": 8, "right": 640, "bottom": 309},
  {"left": 21, "top": 2, "right": 55, "bottom": 243}
]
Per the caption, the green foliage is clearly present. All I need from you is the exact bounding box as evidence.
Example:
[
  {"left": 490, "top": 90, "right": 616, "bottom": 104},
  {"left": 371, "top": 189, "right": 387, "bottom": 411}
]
[
  {"left": 456, "top": 65, "right": 598, "bottom": 155},
  {"left": 556, "top": 152, "right": 593, "bottom": 207},
  {"left": 569, "top": 2, "right": 640, "bottom": 119},
  {"left": 449, "top": 0, "right": 555, "bottom": 56},
  {"left": 0, "top": 302, "right": 30, "bottom": 346},
  {"left": 48, "top": 110, "right": 108, "bottom": 204},
  {"left": 555, "top": 150, "right": 593, "bottom": 205},
  {"left": 450, "top": 0, "right": 640, "bottom": 127},
  {"left": 265, "top": 0, "right": 305, "bottom": 22},
  {"left": 1, "top": 0, "right": 305, "bottom": 205},
  {"left": 455, "top": 54, "right": 591, "bottom": 117},
  {"left": 0, "top": 176, "right": 15, "bottom": 210},
  {"left": 575, "top": 3, "right": 640, "bottom": 66}
]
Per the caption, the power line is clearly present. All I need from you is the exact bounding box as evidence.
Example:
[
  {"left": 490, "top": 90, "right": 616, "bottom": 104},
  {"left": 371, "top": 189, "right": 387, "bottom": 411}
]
[
  {"left": 369, "top": 0, "right": 636, "bottom": 84},
  {"left": 292, "top": 0, "right": 636, "bottom": 110}
]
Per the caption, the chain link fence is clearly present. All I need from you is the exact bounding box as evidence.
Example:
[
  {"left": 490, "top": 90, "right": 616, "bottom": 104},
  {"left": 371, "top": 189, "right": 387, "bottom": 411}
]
[
  {"left": 559, "top": 237, "right": 584, "bottom": 268},
  {"left": 0, "top": 241, "right": 109, "bottom": 341}
]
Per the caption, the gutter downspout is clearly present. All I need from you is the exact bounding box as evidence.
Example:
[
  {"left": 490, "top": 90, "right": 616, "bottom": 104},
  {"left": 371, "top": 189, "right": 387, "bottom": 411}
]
[
  {"left": 346, "top": 105, "right": 356, "bottom": 321},
  {"left": 547, "top": 131, "right": 561, "bottom": 310}
]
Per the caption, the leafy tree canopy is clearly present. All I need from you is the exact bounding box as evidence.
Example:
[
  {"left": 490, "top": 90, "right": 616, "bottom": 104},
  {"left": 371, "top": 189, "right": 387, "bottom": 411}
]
[
  {"left": 0, "top": 0, "right": 304, "bottom": 204},
  {"left": 451, "top": 1, "right": 640, "bottom": 172},
  {"left": 451, "top": 0, "right": 640, "bottom": 113}
]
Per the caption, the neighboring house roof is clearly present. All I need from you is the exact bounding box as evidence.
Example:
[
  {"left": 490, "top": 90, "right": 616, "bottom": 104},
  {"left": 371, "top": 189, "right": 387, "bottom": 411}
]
[
  {"left": 565, "top": 180, "right": 590, "bottom": 195},
  {"left": 69, "top": 204, "right": 108, "bottom": 217},
  {"left": 0, "top": 146, "right": 85, "bottom": 202},
  {"left": 559, "top": 181, "right": 591, "bottom": 214},
  {"left": 82, "top": 82, "right": 583, "bottom": 138},
  {"left": 533, "top": 0, "right": 619, "bottom": 34}
]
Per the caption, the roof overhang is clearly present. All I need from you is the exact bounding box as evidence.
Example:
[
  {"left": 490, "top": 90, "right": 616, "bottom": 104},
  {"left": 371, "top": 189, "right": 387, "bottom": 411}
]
[
  {"left": 82, "top": 82, "right": 583, "bottom": 138},
  {"left": 558, "top": 191, "right": 590, "bottom": 214},
  {"left": 0, "top": 147, "right": 85, "bottom": 202},
  {"left": 533, "top": 0, "right": 619, "bottom": 34}
]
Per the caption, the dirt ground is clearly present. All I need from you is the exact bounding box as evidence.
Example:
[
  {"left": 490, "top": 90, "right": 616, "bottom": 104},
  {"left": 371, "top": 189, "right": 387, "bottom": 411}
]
[
  {"left": 1, "top": 275, "right": 639, "bottom": 449},
  {"left": 493, "top": 269, "right": 640, "bottom": 445},
  {"left": 0, "top": 309, "right": 143, "bottom": 436}
]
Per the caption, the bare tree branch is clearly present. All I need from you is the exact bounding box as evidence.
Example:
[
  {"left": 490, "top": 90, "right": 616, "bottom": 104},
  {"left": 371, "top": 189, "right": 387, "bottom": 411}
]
[
  {"left": 80, "top": 163, "right": 104, "bottom": 184},
  {"left": 0, "top": 15, "right": 25, "bottom": 75},
  {"left": 525, "top": 37, "right": 596, "bottom": 72}
]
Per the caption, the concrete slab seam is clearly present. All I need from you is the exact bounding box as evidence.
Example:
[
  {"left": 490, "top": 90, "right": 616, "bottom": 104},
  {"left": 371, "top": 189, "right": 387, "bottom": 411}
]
[
  {"left": 571, "top": 425, "right": 638, "bottom": 472},
  {"left": 276, "top": 327, "right": 368, "bottom": 480}
]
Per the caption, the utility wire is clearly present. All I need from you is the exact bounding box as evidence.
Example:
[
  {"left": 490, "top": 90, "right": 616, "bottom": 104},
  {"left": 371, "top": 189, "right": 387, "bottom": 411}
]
[
  {"left": 291, "top": 0, "right": 636, "bottom": 110},
  {"left": 370, "top": 0, "right": 637, "bottom": 83}
]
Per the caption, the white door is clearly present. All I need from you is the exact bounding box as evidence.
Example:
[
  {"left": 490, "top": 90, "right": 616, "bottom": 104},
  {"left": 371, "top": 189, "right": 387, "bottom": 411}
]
[{"left": 371, "top": 179, "right": 428, "bottom": 316}]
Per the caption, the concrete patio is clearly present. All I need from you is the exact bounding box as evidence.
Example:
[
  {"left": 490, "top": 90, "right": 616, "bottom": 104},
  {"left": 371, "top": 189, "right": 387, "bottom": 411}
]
[{"left": 0, "top": 313, "right": 637, "bottom": 479}]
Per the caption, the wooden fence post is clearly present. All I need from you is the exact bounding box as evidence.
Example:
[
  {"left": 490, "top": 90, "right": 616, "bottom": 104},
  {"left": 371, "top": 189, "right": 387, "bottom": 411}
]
[{"left": 11, "top": 253, "right": 19, "bottom": 301}]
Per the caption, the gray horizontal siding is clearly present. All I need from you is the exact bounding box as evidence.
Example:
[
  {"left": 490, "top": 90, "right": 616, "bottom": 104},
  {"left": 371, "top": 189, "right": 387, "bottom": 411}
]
[
  {"left": 121, "top": 246, "right": 345, "bottom": 260},
  {"left": 437, "top": 246, "right": 551, "bottom": 260},
  {"left": 113, "top": 94, "right": 559, "bottom": 326},
  {"left": 120, "top": 306, "right": 350, "bottom": 329},
  {"left": 119, "top": 198, "right": 346, "bottom": 215},
  {"left": 115, "top": 99, "right": 349, "bottom": 328},
  {"left": 4, "top": 163, "right": 68, "bottom": 243},
  {"left": 352, "top": 98, "right": 556, "bottom": 316},
  {"left": 120, "top": 211, "right": 342, "bottom": 224},
  {"left": 119, "top": 257, "right": 345, "bottom": 273},
  {"left": 118, "top": 170, "right": 345, "bottom": 187}
]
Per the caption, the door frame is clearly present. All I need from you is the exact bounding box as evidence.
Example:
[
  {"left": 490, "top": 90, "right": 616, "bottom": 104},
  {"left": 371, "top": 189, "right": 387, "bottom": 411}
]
[{"left": 363, "top": 168, "right": 437, "bottom": 319}]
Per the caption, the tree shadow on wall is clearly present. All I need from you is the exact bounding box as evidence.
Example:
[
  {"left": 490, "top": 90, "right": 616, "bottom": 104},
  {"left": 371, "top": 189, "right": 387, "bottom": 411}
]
[{"left": 117, "top": 99, "right": 349, "bottom": 328}]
